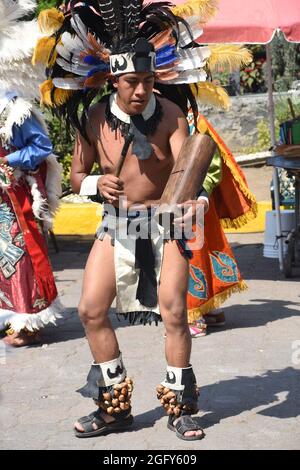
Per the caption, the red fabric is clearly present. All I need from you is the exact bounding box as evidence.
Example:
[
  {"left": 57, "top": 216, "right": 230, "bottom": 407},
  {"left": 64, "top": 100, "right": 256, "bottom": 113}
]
[
  {"left": 6, "top": 182, "right": 57, "bottom": 302},
  {"left": 186, "top": 114, "right": 255, "bottom": 319},
  {"left": 187, "top": 198, "right": 244, "bottom": 317},
  {"left": 0, "top": 147, "right": 8, "bottom": 158},
  {"left": 0, "top": 190, "right": 45, "bottom": 313},
  {"left": 0, "top": 147, "right": 57, "bottom": 314},
  {"left": 150, "top": 0, "right": 300, "bottom": 44},
  {"left": 202, "top": 116, "right": 254, "bottom": 221},
  {"left": 198, "top": 0, "right": 300, "bottom": 44}
]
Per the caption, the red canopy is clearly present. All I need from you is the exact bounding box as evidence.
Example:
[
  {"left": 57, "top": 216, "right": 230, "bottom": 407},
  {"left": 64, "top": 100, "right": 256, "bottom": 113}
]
[
  {"left": 149, "top": 0, "right": 300, "bottom": 44},
  {"left": 195, "top": 0, "right": 300, "bottom": 44}
]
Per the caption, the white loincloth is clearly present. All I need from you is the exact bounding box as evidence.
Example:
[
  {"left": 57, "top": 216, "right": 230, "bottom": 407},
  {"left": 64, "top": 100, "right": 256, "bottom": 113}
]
[{"left": 96, "top": 206, "right": 164, "bottom": 323}]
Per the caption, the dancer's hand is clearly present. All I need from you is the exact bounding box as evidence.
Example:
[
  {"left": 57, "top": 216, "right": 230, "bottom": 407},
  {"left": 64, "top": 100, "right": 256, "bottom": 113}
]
[
  {"left": 173, "top": 199, "right": 207, "bottom": 228},
  {"left": 98, "top": 174, "right": 125, "bottom": 203}
]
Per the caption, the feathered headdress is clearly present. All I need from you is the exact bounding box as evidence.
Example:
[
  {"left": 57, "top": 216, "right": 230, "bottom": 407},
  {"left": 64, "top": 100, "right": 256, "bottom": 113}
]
[
  {"left": 34, "top": 1, "right": 251, "bottom": 131},
  {"left": 0, "top": 0, "right": 45, "bottom": 101}
]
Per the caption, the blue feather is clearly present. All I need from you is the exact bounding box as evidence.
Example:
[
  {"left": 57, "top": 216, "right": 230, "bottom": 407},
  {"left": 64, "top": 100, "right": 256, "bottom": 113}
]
[
  {"left": 156, "top": 55, "right": 177, "bottom": 67},
  {"left": 156, "top": 45, "right": 177, "bottom": 67},
  {"left": 83, "top": 55, "right": 102, "bottom": 65},
  {"left": 86, "top": 64, "right": 110, "bottom": 77},
  {"left": 156, "top": 44, "right": 175, "bottom": 57}
]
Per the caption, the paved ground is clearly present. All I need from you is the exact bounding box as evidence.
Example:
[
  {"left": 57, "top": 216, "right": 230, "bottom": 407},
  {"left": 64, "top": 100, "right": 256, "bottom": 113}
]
[
  {"left": 0, "top": 165, "right": 299, "bottom": 450},
  {"left": 242, "top": 165, "right": 274, "bottom": 201},
  {"left": 1, "top": 230, "right": 299, "bottom": 450}
]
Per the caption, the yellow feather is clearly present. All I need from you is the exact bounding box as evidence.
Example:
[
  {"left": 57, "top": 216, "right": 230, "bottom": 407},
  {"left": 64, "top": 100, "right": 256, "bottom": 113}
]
[
  {"left": 208, "top": 45, "right": 252, "bottom": 72},
  {"left": 39, "top": 79, "right": 73, "bottom": 107},
  {"left": 32, "top": 36, "right": 56, "bottom": 66},
  {"left": 38, "top": 8, "right": 64, "bottom": 35},
  {"left": 190, "top": 82, "right": 230, "bottom": 110},
  {"left": 172, "top": 0, "right": 218, "bottom": 22},
  {"left": 53, "top": 88, "right": 73, "bottom": 106},
  {"left": 40, "top": 79, "right": 54, "bottom": 106}
]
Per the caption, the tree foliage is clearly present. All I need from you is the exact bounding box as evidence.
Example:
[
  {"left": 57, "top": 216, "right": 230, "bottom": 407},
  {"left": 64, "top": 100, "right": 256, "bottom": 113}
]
[{"left": 36, "top": 0, "right": 57, "bottom": 16}]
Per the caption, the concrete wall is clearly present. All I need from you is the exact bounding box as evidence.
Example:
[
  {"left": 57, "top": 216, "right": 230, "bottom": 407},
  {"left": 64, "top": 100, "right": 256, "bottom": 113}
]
[{"left": 198, "top": 90, "right": 300, "bottom": 153}]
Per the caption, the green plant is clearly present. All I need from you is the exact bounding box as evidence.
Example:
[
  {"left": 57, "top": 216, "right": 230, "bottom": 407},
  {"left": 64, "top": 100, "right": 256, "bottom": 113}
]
[
  {"left": 238, "top": 45, "right": 266, "bottom": 94},
  {"left": 36, "top": 0, "right": 57, "bottom": 15},
  {"left": 211, "top": 70, "right": 231, "bottom": 86},
  {"left": 45, "top": 111, "right": 74, "bottom": 156},
  {"left": 240, "top": 58, "right": 266, "bottom": 94},
  {"left": 234, "top": 99, "right": 300, "bottom": 154},
  {"left": 60, "top": 152, "right": 73, "bottom": 191},
  {"left": 43, "top": 111, "right": 75, "bottom": 190},
  {"left": 275, "top": 99, "right": 300, "bottom": 123},
  {"left": 257, "top": 119, "right": 271, "bottom": 149},
  {"left": 272, "top": 32, "right": 300, "bottom": 92},
  {"left": 44, "top": 108, "right": 102, "bottom": 191}
]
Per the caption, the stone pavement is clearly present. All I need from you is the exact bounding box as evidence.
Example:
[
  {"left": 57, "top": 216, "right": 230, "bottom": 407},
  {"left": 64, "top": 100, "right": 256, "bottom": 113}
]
[{"left": 0, "top": 229, "right": 299, "bottom": 450}]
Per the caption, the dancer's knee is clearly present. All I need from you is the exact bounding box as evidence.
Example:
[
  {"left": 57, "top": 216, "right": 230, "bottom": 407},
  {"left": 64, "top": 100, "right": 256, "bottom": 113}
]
[
  {"left": 78, "top": 300, "right": 108, "bottom": 328},
  {"left": 160, "top": 300, "right": 188, "bottom": 333}
]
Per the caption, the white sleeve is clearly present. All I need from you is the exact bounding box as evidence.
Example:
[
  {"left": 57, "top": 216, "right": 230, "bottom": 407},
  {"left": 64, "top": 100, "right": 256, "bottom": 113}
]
[
  {"left": 197, "top": 195, "right": 209, "bottom": 208},
  {"left": 79, "top": 175, "right": 102, "bottom": 196}
]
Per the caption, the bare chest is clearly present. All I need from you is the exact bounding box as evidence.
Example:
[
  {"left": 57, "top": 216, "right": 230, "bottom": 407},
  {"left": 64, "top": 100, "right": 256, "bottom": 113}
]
[{"left": 95, "top": 122, "right": 173, "bottom": 178}]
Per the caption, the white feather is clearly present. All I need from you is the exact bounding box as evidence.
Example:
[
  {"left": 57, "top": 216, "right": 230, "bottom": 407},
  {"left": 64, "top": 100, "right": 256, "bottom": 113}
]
[
  {"left": 159, "top": 69, "right": 207, "bottom": 85},
  {"left": 0, "top": 19, "right": 41, "bottom": 63},
  {"left": 0, "top": 9, "right": 44, "bottom": 100},
  {"left": 53, "top": 77, "right": 84, "bottom": 90},
  {"left": 0, "top": 60, "right": 44, "bottom": 102},
  {"left": 56, "top": 45, "right": 84, "bottom": 63},
  {"left": 0, "top": 96, "right": 33, "bottom": 142},
  {"left": 56, "top": 57, "right": 92, "bottom": 77},
  {"left": 57, "top": 32, "right": 86, "bottom": 65},
  {"left": 0, "top": 0, "right": 36, "bottom": 32},
  {"left": 60, "top": 31, "right": 85, "bottom": 54},
  {"left": 176, "top": 47, "right": 211, "bottom": 71},
  {"left": 178, "top": 16, "right": 203, "bottom": 47},
  {"left": 70, "top": 14, "right": 91, "bottom": 50},
  {"left": 0, "top": 298, "right": 64, "bottom": 332},
  {"left": 25, "top": 168, "right": 61, "bottom": 232},
  {"left": 26, "top": 174, "right": 49, "bottom": 222},
  {"left": 44, "top": 154, "right": 62, "bottom": 228}
]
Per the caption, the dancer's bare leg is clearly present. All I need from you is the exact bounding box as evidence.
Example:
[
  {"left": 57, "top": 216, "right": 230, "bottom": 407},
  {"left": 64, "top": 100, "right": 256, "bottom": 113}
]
[
  {"left": 159, "top": 240, "right": 203, "bottom": 438},
  {"left": 75, "top": 236, "right": 119, "bottom": 432}
]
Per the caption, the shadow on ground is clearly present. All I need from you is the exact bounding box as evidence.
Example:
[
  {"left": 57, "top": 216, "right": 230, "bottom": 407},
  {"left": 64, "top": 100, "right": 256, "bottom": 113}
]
[
  {"left": 40, "top": 307, "right": 163, "bottom": 345},
  {"left": 199, "top": 367, "right": 300, "bottom": 428},
  {"left": 207, "top": 298, "right": 300, "bottom": 335},
  {"left": 106, "top": 367, "right": 300, "bottom": 433},
  {"left": 39, "top": 296, "right": 300, "bottom": 345},
  {"left": 49, "top": 236, "right": 93, "bottom": 272}
]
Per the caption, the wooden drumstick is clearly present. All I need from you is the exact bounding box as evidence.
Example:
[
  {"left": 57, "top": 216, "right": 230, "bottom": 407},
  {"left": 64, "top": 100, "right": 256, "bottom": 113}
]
[{"left": 114, "top": 133, "right": 134, "bottom": 177}]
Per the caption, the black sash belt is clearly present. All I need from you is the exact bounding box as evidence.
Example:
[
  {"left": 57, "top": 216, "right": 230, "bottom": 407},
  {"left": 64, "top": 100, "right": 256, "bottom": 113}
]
[{"left": 135, "top": 235, "right": 157, "bottom": 308}]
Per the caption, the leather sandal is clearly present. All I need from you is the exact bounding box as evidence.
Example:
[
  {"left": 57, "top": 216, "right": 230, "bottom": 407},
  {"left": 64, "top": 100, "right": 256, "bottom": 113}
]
[
  {"left": 74, "top": 408, "right": 133, "bottom": 438},
  {"left": 167, "top": 414, "right": 205, "bottom": 441}
]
